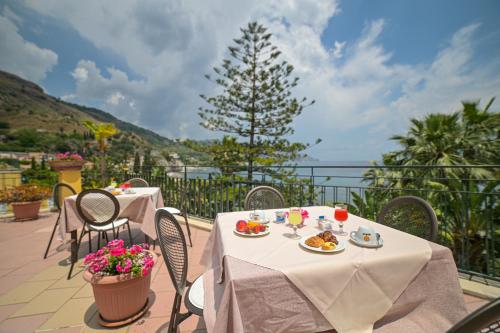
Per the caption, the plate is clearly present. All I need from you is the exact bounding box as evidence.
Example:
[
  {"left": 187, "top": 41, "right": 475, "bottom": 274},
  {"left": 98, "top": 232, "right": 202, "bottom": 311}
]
[
  {"left": 299, "top": 235, "right": 346, "bottom": 253},
  {"left": 349, "top": 231, "right": 383, "bottom": 248},
  {"left": 233, "top": 229, "right": 270, "bottom": 237}
]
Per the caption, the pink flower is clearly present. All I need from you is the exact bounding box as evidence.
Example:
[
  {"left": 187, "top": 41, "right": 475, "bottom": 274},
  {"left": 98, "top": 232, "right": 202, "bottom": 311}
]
[
  {"left": 116, "top": 263, "right": 123, "bottom": 273},
  {"left": 83, "top": 253, "right": 96, "bottom": 265},
  {"left": 107, "top": 239, "right": 124, "bottom": 249},
  {"left": 110, "top": 247, "right": 126, "bottom": 257},
  {"left": 129, "top": 244, "right": 143, "bottom": 255}
]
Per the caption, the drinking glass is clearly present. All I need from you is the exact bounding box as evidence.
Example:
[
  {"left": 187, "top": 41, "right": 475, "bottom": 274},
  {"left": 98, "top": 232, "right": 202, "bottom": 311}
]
[
  {"left": 288, "top": 207, "right": 302, "bottom": 239},
  {"left": 334, "top": 204, "right": 348, "bottom": 236}
]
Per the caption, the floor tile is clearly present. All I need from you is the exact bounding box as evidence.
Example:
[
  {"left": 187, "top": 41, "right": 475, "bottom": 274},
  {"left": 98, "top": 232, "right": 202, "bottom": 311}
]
[
  {"left": 128, "top": 316, "right": 170, "bottom": 333},
  {"left": 81, "top": 311, "right": 128, "bottom": 333},
  {"left": 0, "top": 268, "right": 13, "bottom": 278},
  {"left": 49, "top": 272, "right": 87, "bottom": 290},
  {"left": 29, "top": 264, "right": 69, "bottom": 282},
  {"left": 37, "top": 298, "right": 96, "bottom": 331},
  {"left": 11, "top": 287, "right": 80, "bottom": 317},
  {"left": 0, "top": 280, "right": 56, "bottom": 305},
  {"left": 147, "top": 291, "right": 176, "bottom": 318},
  {"left": 0, "top": 274, "right": 33, "bottom": 295},
  {"left": 36, "top": 326, "right": 83, "bottom": 333},
  {"left": 73, "top": 284, "right": 94, "bottom": 299},
  {"left": 0, "top": 303, "right": 25, "bottom": 322},
  {"left": 0, "top": 313, "right": 52, "bottom": 333}
]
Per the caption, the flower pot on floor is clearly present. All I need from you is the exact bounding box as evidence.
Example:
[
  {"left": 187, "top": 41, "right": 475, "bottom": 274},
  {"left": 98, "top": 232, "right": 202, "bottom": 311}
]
[
  {"left": 83, "top": 269, "right": 152, "bottom": 326},
  {"left": 82, "top": 244, "right": 156, "bottom": 327},
  {"left": 12, "top": 201, "right": 42, "bottom": 221}
]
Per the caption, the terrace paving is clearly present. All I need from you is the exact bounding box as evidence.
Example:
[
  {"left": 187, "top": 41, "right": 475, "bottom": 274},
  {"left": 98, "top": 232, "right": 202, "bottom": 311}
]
[{"left": 0, "top": 212, "right": 491, "bottom": 333}]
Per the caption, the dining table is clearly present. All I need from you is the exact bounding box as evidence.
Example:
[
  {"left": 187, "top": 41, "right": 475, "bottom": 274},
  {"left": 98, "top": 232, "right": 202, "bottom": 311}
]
[
  {"left": 59, "top": 187, "right": 164, "bottom": 267},
  {"left": 201, "top": 206, "right": 467, "bottom": 333}
]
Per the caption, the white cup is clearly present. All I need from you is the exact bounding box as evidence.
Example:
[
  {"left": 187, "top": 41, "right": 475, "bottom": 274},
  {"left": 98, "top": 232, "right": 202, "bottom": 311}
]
[{"left": 351, "top": 225, "right": 377, "bottom": 244}]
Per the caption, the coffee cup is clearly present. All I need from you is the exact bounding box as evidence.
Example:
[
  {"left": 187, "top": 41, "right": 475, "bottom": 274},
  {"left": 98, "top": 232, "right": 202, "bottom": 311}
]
[{"left": 351, "top": 225, "right": 376, "bottom": 244}]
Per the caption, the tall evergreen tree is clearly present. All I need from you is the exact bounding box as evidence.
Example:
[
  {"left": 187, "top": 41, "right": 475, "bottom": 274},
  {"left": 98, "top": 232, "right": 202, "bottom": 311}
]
[
  {"left": 199, "top": 21, "right": 318, "bottom": 180},
  {"left": 133, "top": 152, "right": 141, "bottom": 174}
]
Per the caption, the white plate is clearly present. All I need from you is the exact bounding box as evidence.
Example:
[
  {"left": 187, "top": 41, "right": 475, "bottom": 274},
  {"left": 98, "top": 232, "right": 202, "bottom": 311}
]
[
  {"left": 349, "top": 231, "right": 383, "bottom": 248},
  {"left": 299, "top": 235, "right": 346, "bottom": 253},
  {"left": 233, "top": 229, "right": 270, "bottom": 237}
]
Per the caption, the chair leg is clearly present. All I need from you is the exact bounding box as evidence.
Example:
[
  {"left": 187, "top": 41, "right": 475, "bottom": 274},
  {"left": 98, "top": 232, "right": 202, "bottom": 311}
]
[
  {"left": 168, "top": 293, "right": 180, "bottom": 333},
  {"left": 126, "top": 222, "right": 133, "bottom": 245},
  {"left": 44, "top": 211, "right": 61, "bottom": 259},
  {"left": 88, "top": 231, "right": 92, "bottom": 253},
  {"left": 103, "top": 231, "right": 109, "bottom": 243},
  {"left": 97, "top": 231, "right": 101, "bottom": 249},
  {"left": 67, "top": 229, "right": 86, "bottom": 279},
  {"left": 183, "top": 214, "right": 193, "bottom": 247}
]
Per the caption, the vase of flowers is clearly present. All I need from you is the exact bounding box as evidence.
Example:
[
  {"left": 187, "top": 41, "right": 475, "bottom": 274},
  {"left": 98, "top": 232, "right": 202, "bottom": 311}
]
[
  {"left": 48, "top": 152, "right": 85, "bottom": 171},
  {"left": 0, "top": 184, "right": 51, "bottom": 221},
  {"left": 82, "top": 240, "right": 156, "bottom": 327}
]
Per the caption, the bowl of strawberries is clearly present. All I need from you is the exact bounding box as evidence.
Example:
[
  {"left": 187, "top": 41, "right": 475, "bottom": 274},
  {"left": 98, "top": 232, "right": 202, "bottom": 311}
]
[{"left": 234, "top": 220, "right": 270, "bottom": 237}]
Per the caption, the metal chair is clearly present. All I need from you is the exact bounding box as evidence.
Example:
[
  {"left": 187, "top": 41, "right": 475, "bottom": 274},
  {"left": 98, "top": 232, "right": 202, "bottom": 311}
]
[
  {"left": 68, "top": 189, "right": 133, "bottom": 279},
  {"left": 44, "top": 183, "right": 76, "bottom": 259},
  {"left": 128, "top": 178, "right": 149, "bottom": 187},
  {"left": 155, "top": 209, "right": 203, "bottom": 333},
  {"left": 244, "top": 185, "right": 286, "bottom": 211},
  {"left": 447, "top": 297, "right": 500, "bottom": 333},
  {"left": 377, "top": 196, "right": 438, "bottom": 242},
  {"left": 158, "top": 184, "right": 193, "bottom": 247}
]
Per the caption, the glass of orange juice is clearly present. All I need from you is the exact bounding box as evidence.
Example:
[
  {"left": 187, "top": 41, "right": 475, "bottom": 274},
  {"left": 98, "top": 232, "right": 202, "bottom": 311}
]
[{"left": 288, "top": 207, "right": 302, "bottom": 239}]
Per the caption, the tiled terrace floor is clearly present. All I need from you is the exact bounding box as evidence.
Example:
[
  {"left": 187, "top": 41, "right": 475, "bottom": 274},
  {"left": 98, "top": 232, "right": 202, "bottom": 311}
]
[{"left": 0, "top": 212, "right": 491, "bottom": 333}]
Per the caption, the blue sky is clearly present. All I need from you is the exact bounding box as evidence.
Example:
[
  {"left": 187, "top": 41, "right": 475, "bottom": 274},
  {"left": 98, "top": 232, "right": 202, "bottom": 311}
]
[{"left": 1, "top": 0, "right": 499, "bottom": 161}]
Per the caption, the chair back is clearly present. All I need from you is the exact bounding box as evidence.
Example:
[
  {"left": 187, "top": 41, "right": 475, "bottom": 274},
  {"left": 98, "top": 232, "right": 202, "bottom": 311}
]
[
  {"left": 447, "top": 297, "right": 500, "bottom": 333},
  {"left": 128, "top": 178, "right": 149, "bottom": 187},
  {"left": 377, "top": 196, "right": 438, "bottom": 242},
  {"left": 76, "top": 189, "right": 120, "bottom": 228},
  {"left": 155, "top": 209, "right": 188, "bottom": 295},
  {"left": 244, "top": 186, "right": 285, "bottom": 211},
  {"left": 52, "top": 183, "right": 76, "bottom": 211}
]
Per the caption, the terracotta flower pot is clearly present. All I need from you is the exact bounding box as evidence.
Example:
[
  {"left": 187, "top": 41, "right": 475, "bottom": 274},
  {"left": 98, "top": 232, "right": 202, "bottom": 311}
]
[
  {"left": 11, "top": 201, "right": 42, "bottom": 221},
  {"left": 48, "top": 160, "right": 85, "bottom": 171},
  {"left": 83, "top": 251, "right": 156, "bottom": 327}
]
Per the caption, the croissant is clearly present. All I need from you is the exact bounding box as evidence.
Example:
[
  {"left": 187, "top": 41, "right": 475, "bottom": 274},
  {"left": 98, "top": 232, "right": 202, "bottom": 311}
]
[
  {"left": 305, "top": 236, "right": 325, "bottom": 248},
  {"left": 318, "top": 231, "right": 338, "bottom": 244}
]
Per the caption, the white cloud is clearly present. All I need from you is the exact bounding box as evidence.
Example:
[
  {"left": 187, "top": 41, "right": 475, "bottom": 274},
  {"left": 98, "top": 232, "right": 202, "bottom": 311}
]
[
  {"left": 332, "top": 40, "right": 346, "bottom": 59},
  {"left": 18, "top": 1, "right": 500, "bottom": 159},
  {"left": 0, "top": 6, "right": 58, "bottom": 82}
]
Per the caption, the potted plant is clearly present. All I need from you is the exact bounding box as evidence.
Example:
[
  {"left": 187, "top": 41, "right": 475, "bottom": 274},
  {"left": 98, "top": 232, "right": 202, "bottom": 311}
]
[
  {"left": 48, "top": 152, "right": 85, "bottom": 171},
  {"left": 83, "top": 239, "right": 156, "bottom": 327},
  {"left": 0, "top": 184, "right": 51, "bottom": 220}
]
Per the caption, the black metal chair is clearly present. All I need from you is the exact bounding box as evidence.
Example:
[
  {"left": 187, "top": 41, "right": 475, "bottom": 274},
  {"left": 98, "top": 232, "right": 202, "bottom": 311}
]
[
  {"left": 377, "top": 196, "right": 438, "bottom": 242},
  {"left": 158, "top": 184, "right": 193, "bottom": 247},
  {"left": 155, "top": 209, "right": 203, "bottom": 333},
  {"left": 447, "top": 297, "right": 500, "bottom": 333},
  {"left": 68, "top": 189, "right": 133, "bottom": 279},
  {"left": 44, "top": 183, "right": 77, "bottom": 259},
  {"left": 244, "top": 185, "right": 286, "bottom": 211},
  {"left": 128, "top": 178, "right": 149, "bottom": 187}
]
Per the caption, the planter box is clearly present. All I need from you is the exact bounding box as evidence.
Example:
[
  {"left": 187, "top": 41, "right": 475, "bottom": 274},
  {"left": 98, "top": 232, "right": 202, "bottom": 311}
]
[
  {"left": 11, "top": 201, "right": 42, "bottom": 221},
  {"left": 49, "top": 160, "right": 85, "bottom": 171}
]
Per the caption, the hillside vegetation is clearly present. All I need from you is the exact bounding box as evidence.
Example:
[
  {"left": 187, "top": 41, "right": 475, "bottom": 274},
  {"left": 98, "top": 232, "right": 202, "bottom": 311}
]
[{"left": 0, "top": 70, "right": 206, "bottom": 162}]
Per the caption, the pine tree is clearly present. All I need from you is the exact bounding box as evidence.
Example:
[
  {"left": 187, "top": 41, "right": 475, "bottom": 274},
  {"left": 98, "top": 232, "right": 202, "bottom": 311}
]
[
  {"left": 31, "top": 157, "right": 37, "bottom": 170},
  {"left": 142, "top": 149, "right": 151, "bottom": 174},
  {"left": 133, "top": 152, "right": 141, "bottom": 174},
  {"left": 199, "top": 22, "right": 318, "bottom": 180},
  {"left": 40, "top": 157, "right": 46, "bottom": 170}
]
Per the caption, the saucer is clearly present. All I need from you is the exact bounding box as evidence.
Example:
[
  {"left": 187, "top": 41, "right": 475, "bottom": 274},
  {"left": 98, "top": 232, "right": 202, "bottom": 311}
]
[{"left": 349, "top": 231, "right": 383, "bottom": 248}]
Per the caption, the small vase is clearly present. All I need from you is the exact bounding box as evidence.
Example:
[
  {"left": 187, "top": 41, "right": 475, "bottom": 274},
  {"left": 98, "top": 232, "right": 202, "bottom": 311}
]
[{"left": 11, "top": 201, "right": 42, "bottom": 221}]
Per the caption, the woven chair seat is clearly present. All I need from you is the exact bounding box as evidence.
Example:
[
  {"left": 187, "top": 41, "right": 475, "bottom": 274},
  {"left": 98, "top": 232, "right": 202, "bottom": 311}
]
[
  {"left": 186, "top": 275, "right": 204, "bottom": 315},
  {"left": 158, "top": 207, "right": 182, "bottom": 215}
]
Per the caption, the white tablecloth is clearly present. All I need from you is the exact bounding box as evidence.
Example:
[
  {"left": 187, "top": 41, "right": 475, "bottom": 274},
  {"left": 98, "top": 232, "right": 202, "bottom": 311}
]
[{"left": 202, "top": 206, "right": 433, "bottom": 333}]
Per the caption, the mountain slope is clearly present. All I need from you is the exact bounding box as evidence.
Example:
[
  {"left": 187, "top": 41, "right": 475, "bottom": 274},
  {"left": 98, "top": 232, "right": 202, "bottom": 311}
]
[{"left": 0, "top": 70, "right": 174, "bottom": 147}]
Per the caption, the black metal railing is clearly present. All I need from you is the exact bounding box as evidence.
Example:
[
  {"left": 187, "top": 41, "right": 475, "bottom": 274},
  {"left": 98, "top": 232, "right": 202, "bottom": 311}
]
[{"left": 107, "top": 164, "right": 498, "bottom": 278}]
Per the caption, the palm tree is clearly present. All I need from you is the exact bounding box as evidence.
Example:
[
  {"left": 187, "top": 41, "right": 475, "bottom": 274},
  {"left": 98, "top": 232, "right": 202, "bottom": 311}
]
[{"left": 83, "top": 121, "right": 118, "bottom": 185}]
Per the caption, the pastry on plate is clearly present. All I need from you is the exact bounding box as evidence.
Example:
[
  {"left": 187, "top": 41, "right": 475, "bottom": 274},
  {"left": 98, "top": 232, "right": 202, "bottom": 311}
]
[
  {"left": 318, "top": 231, "right": 338, "bottom": 244},
  {"left": 305, "top": 236, "right": 325, "bottom": 248},
  {"left": 321, "top": 242, "right": 336, "bottom": 251}
]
